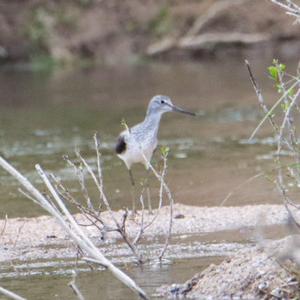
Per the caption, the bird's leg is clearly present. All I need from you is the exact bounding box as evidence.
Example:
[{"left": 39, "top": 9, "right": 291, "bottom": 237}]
[
  {"left": 128, "top": 169, "right": 135, "bottom": 186},
  {"left": 128, "top": 169, "right": 137, "bottom": 213}
]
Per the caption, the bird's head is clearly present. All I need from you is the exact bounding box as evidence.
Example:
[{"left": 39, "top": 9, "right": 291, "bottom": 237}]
[{"left": 147, "top": 95, "right": 195, "bottom": 116}]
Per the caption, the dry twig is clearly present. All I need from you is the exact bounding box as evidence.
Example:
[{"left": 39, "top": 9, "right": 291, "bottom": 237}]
[
  {"left": 0, "top": 214, "right": 7, "bottom": 236},
  {"left": 179, "top": 33, "right": 269, "bottom": 50},
  {"left": 185, "top": 0, "right": 248, "bottom": 37},
  {"left": 247, "top": 3, "right": 300, "bottom": 263},
  {"left": 68, "top": 271, "right": 85, "bottom": 300},
  {"left": 271, "top": 0, "right": 300, "bottom": 18},
  {"left": 0, "top": 286, "right": 27, "bottom": 300},
  {"left": 0, "top": 156, "right": 148, "bottom": 300},
  {"left": 146, "top": 0, "right": 270, "bottom": 56},
  {"left": 61, "top": 133, "right": 173, "bottom": 263}
]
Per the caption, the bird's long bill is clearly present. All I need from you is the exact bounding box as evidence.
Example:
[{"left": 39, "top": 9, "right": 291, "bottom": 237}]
[{"left": 172, "top": 104, "right": 196, "bottom": 116}]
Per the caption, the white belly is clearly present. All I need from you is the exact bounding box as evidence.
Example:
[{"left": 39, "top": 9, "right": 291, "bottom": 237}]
[{"left": 118, "top": 138, "right": 157, "bottom": 169}]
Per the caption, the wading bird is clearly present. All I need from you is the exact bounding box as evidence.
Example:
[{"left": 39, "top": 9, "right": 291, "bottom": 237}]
[{"left": 115, "top": 95, "right": 195, "bottom": 209}]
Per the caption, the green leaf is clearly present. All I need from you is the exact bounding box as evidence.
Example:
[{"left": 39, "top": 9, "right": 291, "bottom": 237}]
[
  {"left": 268, "top": 66, "right": 278, "bottom": 81},
  {"left": 160, "top": 146, "right": 170, "bottom": 158},
  {"left": 279, "top": 63, "right": 286, "bottom": 72}
]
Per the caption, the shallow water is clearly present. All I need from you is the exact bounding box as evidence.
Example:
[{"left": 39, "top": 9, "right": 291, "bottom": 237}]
[
  {"left": 0, "top": 55, "right": 297, "bottom": 299},
  {"left": 0, "top": 224, "right": 289, "bottom": 299},
  {"left": 1, "top": 56, "right": 294, "bottom": 218},
  {"left": 1, "top": 256, "right": 221, "bottom": 300}
]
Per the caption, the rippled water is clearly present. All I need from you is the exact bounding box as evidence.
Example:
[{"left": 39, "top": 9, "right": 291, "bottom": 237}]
[
  {"left": 1, "top": 256, "right": 222, "bottom": 300},
  {"left": 0, "top": 57, "right": 291, "bottom": 218},
  {"left": 0, "top": 225, "right": 288, "bottom": 299},
  {"left": 0, "top": 56, "right": 297, "bottom": 299}
]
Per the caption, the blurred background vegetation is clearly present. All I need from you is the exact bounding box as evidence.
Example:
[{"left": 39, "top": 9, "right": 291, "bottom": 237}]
[{"left": 0, "top": 0, "right": 299, "bottom": 69}]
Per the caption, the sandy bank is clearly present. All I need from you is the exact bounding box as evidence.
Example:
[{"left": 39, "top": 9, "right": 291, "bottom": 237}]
[{"left": 0, "top": 203, "right": 289, "bottom": 263}]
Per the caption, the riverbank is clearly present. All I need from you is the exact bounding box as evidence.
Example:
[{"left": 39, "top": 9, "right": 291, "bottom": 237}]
[
  {"left": 0, "top": 0, "right": 300, "bottom": 67},
  {"left": 1, "top": 203, "right": 299, "bottom": 298},
  {"left": 158, "top": 237, "right": 299, "bottom": 299},
  {"left": 0, "top": 203, "right": 289, "bottom": 262}
]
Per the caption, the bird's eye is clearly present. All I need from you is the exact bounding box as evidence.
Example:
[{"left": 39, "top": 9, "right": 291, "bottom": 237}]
[{"left": 161, "top": 100, "right": 165, "bottom": 104}]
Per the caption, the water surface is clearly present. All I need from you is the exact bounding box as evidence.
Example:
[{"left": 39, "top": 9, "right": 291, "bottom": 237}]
[
  {"left": 0, "top": 57, "right": 291, "bottom": 218},
  {"left": 0, "top": 56, "right": 297, "bottom": 299}
]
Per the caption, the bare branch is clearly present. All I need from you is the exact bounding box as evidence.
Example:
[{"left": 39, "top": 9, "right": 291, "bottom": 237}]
[
  {"left": 271, "top": 0, "right": 300, "bottom": 18},
  {"left": 248, "top": 67, "right": 299, "bottom": 140},
  {"left": 0, "top": 286, "right": 27, "bottom": 300},
  {"left": 185, "top": 0, "right": 248, "bottom": 37},
  {"left": 0, "top": 156, "right": 148, "bottom": 300}
]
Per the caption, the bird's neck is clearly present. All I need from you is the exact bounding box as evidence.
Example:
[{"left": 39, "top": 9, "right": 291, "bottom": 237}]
[{"left": 143, "top": 112, "right": 163, "bottom": 134}]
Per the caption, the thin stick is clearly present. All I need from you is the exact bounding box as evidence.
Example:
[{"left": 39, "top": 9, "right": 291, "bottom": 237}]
[
  {"left": 0, "top": 157, "right": 148, "bottom": 300},
  {"left": 245, "top": 59, "right": 278, "bottom": 139},
  {"left": 140, "top": 152, "right": 174, "bottom": 261},
  {"left": 75, "top": 150, "right": 143, "bottom": 263},
  {"left": 0, "top": 286, "right": 27, "bottom": 300},
  {"left": 158, "top": 156, "right": 167, "bottom": 210},
  {"left": 63, "top": 156, "right": 94, "bottom": 211},
  {"left": 94, "top": 133, "right": 104, "bottom": 206},
  {"left": 68, "top": 272, "right": 85, "bottom": 300},
  {"left": 246, "top": 59, "right": 300, "bottom": 140},
  {"left": 271, "top": 0, "right": 300, "bottom": 17},
  {"left": 141, "top": 154, "right": 168, "bottom": 231},
  {"left": 277, "top": 88, "right": 300, "bottom": 154},
  {"left": 220, "top": 172, "right": 264, "bottom": 206},
  {"left": 82, "top": 257, "right": 107, "bottom": 267},
  {"left": 0, "top": 214, "right": 8, "bottom": 236},
  {"left": 133, "top": 194, "right": 145, "bottom": 246},
  {"left": 36, "top": 164, "right": 147, "bottom": 298},
  {"left": 76, "top": 151, "right": 118, "bottom": 224},
  {"left": 35, "top": 164, "right": 96, "bottom": 249},
  {"left": 249, "top": 79, "right": 299, "bottom": 140},
  {"left": 157, "top": 156, "right": 173, "bottom": 261},
  {"left": 69, "top": 282, "right": 85, "bottom": 300},
  {"left": 185, "top": 0, "right": 247, "bottom": 37}
]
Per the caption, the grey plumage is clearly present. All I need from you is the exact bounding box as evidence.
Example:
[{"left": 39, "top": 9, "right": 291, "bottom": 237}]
[{"left": 116, "top": 95, "right": 195, "bottom": 170}]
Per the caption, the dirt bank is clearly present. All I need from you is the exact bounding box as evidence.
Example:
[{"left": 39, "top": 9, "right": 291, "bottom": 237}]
[
  {"left": 158, "top": 237, "right": 300, "bottom": 299},
  {"left": 0, "top": 0, "right": 299, "bottom": 65}
]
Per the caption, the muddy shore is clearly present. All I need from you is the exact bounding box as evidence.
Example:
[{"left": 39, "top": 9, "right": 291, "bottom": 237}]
[
  {"left": 1, "top": 0, "right": 300, "bottom": 65},
  {"left": 1, "top": 203, "right": 299, "bottom": 298}
]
